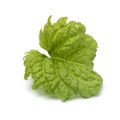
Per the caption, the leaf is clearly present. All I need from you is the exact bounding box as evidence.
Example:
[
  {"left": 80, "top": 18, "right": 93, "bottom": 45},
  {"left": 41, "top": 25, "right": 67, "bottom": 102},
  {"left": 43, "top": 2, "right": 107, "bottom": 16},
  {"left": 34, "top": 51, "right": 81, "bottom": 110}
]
[{"left": 24, "top": 16, "right": 103, "bottom": 101}]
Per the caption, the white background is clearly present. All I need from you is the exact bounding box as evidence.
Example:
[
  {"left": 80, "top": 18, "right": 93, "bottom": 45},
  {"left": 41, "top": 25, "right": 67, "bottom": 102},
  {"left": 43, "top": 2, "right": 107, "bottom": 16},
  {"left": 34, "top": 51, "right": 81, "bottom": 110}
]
[{"left": 0, "top": 0, "right": 120, "bottom": 120}]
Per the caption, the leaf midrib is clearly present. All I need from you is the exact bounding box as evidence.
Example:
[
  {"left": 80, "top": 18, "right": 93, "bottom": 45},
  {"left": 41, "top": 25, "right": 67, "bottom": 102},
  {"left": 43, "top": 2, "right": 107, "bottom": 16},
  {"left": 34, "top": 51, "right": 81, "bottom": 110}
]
[
  {"left": 51, "top": 56, "right": 83, "bottom": 66},
  {"left": 54, "top": 59, "right": 75, "bottom": 93}
]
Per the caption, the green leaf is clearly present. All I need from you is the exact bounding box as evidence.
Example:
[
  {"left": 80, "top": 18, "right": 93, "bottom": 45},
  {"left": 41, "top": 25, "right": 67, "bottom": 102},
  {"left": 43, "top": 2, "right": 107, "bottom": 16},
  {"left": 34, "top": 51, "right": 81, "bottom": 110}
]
[
  {"left": 40, "top": 16, "right": 86, "bottom": 54},
  {"left": 24, "top": 16, "right": 103, "bottom": 101}
]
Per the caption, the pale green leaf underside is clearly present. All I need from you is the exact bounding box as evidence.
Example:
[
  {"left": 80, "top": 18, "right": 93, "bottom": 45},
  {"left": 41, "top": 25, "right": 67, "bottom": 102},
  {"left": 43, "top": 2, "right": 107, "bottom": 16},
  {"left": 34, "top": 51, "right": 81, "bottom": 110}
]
[{"left": 24, "top": 16, "right": 103, "bottom": 101}]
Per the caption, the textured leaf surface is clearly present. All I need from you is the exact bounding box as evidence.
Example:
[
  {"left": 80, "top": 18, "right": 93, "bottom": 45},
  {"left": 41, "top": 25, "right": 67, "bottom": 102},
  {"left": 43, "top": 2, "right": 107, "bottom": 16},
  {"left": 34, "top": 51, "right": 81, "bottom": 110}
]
[{"left": 24, "top": 16, "right": 103, "bottom": 101}]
